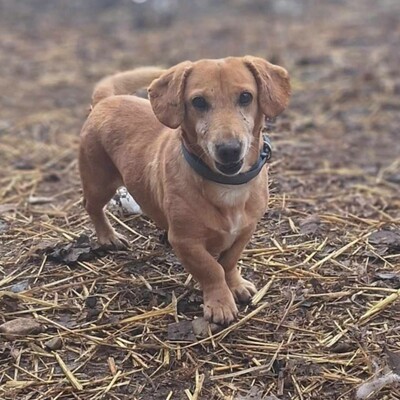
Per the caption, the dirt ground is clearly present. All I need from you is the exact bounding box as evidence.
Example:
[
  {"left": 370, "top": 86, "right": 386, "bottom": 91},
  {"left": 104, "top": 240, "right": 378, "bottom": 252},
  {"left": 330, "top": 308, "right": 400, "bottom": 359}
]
[{"left": 0, "top": 0, "right": 399, "bottom": 399}]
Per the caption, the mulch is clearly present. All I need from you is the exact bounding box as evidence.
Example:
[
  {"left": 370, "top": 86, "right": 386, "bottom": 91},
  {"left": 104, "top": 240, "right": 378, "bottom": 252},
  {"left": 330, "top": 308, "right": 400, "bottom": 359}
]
[{"left": 0, "top": 1, "right": 399, "bottom": 399}]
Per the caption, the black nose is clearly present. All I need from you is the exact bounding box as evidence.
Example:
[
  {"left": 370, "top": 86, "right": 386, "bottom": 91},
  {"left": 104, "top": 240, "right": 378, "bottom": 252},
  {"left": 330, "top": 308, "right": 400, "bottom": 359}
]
[{"left": 215, "top": 140, "right": 242, "bottom": 164}]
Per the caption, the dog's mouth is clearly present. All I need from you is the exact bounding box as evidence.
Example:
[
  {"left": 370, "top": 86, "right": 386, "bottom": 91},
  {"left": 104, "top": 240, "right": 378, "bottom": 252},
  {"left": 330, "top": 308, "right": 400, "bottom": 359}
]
[{"left": 215, "top": 159, "right": 244, "bottom": 175}]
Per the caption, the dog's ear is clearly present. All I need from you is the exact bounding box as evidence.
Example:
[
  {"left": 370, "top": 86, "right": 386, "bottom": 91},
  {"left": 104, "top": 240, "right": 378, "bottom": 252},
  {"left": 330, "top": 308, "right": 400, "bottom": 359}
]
[
  {"left": 148, "top": 61, "right": 193, "bottom": 129},
  {"left": 244, "top": 56, "right": 290, "bottom": 118}
]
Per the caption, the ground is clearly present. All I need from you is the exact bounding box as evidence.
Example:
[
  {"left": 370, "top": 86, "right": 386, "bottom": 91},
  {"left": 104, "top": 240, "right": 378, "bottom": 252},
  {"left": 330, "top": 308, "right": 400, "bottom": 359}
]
[{"left": 0, "top": 0, "right": 399, "bottom": 399}]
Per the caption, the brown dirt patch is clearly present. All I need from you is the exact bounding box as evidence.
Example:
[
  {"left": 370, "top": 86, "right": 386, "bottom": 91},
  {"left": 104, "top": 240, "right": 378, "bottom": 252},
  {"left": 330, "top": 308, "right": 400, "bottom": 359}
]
[{"left": 1, "top": 1, "right": 399, "bottom": 399}]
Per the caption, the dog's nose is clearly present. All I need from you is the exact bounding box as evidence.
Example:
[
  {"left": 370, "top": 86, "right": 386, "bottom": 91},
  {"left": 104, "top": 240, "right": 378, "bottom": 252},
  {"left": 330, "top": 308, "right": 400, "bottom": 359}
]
[{"left": 215, "top": 140, "right": 242, "bottom": 164}]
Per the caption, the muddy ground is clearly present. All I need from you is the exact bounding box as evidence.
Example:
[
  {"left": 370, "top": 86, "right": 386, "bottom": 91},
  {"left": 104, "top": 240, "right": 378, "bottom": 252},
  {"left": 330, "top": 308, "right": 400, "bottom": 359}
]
[{"left": 0, "top": 0, "right": 399, "bottom": 399}]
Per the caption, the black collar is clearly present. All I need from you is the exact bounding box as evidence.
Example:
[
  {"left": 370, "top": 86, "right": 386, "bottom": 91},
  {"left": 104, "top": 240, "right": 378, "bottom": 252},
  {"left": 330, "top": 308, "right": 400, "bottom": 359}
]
[{"left": 181, "top": 135, "right": 272, "bottom": 185}]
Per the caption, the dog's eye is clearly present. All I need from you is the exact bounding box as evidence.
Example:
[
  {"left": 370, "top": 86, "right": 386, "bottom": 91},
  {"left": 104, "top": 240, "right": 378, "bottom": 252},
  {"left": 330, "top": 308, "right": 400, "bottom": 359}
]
[
  {"left": 192, "top": 96, "right": 208, "bottom": 111},
  {"left": 239, "top": 91, "right": 253, "bottom": 106}
]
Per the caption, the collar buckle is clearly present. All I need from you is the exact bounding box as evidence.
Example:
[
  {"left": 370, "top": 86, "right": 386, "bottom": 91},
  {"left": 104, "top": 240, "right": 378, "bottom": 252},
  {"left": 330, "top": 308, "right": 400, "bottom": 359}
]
[{"left": 262, "top": 135, "right": 272, "bottom": 161}]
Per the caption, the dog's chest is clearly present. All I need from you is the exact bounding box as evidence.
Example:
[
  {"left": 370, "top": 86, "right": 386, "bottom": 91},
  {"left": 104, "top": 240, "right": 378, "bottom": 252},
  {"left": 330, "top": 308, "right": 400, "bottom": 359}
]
[
  {"left": 219, "top": 211, "right": 246, "bottom": 250},
  {"left": 226, "top": 212, "right": 243, "bottom": 235},
  {"left": 213, "top": 184, "right": 249, "bottom": 208}
]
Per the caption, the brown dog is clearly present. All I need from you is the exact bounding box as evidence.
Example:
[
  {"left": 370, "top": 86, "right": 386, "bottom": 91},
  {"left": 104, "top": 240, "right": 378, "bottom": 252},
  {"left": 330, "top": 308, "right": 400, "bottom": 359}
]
[{"left": 79, "top": 57, "right": 290, "bottom": 325}]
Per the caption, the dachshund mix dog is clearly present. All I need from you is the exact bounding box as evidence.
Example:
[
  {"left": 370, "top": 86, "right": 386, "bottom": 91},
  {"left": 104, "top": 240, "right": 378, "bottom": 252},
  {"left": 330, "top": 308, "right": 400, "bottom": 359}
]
[{"left": 79, "top": 56, "right": 290, "bottom": 325}]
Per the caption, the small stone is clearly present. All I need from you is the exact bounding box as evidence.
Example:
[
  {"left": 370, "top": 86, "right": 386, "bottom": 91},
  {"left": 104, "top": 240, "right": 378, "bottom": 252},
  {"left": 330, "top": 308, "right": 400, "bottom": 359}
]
[
  {"left": 44, "top": 337, "right": 63, "bottom": 351},
  {"left": 0, "top": 220, "right": 9, "bottom": 233},
  {"left": 0, "top": 318, "right": 43, "bottom": 340},
  {"left": 167, "top": 320, "right": 195, "bottom": 341},
  {"left": 10, "top": 280, "right": 29, "bottom": 293},
  {"left": 192, "top": 317, "right": 221, "bottom": 337}
]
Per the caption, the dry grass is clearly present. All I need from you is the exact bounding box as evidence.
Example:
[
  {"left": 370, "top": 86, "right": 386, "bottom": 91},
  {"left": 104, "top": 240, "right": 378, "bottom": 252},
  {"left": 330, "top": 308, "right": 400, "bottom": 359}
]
[{"left": 1, "top": 1, "right": 400, "bottom": 399}]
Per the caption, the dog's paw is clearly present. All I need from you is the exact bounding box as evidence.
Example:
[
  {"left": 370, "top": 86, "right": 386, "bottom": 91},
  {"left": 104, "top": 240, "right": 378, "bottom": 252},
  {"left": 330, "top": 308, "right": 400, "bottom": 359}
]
[
  {"left": 98, "top": 232, "right": 129, "bottom": 250},
  {"left": 228, "top": 277, "right": 257, "bottom": 304},
  {"left": 203, "top": 287, "right": 238, "bottom": 326}
]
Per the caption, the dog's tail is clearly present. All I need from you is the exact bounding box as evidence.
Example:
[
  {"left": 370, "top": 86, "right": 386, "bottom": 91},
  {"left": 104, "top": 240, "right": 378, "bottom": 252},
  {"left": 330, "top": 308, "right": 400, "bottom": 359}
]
[{"left": 91, "top": 67, "right": 165, "bottom": 107}]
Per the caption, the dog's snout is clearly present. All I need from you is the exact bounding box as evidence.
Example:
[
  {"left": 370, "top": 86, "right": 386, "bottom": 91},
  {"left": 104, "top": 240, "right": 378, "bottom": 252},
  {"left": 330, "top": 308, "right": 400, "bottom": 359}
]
[{"left": 215, "top": 140, "right": 242, "bottom": 164}]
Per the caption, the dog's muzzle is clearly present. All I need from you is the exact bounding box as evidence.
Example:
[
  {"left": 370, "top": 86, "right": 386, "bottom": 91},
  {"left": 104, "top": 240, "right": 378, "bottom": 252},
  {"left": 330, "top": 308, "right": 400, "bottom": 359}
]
[
  {"left": 215, "top": 159, "right": 243, "bottom": 175},
  {"left": 181, "top": 134, "right": 272, "bottom": 185},
  {"left": 214, "top": 140, "right": 244, "bottom": 175}
]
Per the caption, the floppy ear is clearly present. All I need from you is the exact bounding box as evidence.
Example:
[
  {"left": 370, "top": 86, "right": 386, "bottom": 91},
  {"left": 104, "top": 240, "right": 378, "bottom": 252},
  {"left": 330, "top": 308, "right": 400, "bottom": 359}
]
[
  {"left": 244, "top": 56, "right": 291, "bottom": 118},
  {"left": 148, "top": 61, "right": 193, "bottom": 129}
]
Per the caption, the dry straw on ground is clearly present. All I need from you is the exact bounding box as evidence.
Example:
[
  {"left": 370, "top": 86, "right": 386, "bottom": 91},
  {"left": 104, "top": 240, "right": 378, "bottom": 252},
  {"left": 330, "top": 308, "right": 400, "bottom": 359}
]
[{"left": 1, "top": 0, "right": 400, "bottom": 399}]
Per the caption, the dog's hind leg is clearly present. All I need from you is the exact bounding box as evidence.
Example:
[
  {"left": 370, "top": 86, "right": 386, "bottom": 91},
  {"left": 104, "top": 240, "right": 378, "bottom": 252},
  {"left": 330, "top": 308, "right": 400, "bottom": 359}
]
[{"left": 79, "top": 145, "right": 128, "bottom": 249}]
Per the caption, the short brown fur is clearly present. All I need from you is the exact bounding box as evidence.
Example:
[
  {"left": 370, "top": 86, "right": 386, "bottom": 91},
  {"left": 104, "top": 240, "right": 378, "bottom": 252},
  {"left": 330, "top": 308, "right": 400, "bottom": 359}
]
[{"left": 79, "top": 56, "right": 290, "bottom": 325}]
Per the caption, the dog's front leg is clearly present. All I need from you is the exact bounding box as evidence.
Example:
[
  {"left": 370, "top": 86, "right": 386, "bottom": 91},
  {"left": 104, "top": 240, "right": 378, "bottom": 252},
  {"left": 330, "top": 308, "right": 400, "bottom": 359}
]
[
  {"left": 170, "top": 237, "right": 238, "bottom": 325},
  {"left": 218, "top": 229, "right": 257, "bottom": 304}
]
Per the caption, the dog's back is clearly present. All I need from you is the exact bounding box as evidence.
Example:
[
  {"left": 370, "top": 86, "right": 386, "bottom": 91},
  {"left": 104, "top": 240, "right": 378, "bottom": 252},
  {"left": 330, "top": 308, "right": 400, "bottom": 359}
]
[{"left": 91, "top": 67, "right": 164, "bottom": 107}]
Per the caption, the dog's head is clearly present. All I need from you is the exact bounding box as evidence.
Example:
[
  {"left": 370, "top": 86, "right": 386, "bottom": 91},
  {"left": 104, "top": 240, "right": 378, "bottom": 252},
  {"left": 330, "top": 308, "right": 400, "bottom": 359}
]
[{"left": 148, "top": 56, "right": 290, "bottom": 176}]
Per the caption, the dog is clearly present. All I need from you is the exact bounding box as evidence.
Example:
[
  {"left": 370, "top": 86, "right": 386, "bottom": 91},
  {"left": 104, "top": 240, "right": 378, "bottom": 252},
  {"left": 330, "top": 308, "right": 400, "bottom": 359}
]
[{"left": 79, "top": 56, "right": 290, "bottom": 325}]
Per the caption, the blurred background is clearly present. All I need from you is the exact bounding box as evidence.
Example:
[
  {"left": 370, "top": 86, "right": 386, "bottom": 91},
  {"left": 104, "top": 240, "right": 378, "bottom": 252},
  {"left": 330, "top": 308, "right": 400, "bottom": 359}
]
[
  {"left": 1, "top": 0, "right": 399, "bottom": 167},
  {"left": 1, "top": 1, "right": 400, "bottom": 399}
]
